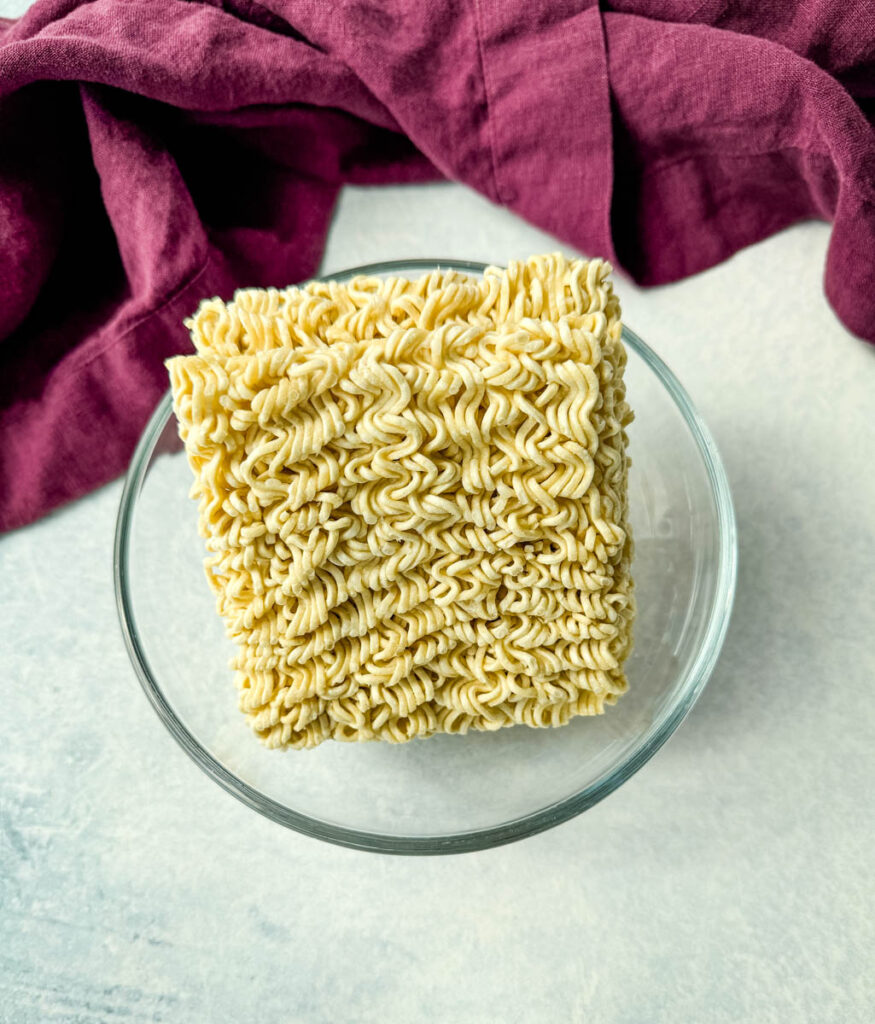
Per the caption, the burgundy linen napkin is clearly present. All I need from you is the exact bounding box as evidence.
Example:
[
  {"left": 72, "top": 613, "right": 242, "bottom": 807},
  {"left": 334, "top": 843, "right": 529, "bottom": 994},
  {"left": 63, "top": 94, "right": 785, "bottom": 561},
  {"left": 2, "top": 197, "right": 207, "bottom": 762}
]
[{"left": 1, "top": 0, "right": 873, "bottom": 531}]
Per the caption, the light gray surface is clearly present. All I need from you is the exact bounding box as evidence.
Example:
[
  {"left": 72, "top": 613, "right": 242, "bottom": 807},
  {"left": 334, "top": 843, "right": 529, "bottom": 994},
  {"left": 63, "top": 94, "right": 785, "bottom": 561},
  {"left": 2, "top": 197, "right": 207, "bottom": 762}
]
[
  {"left": 2, "top": 183, "right": 874, "bottom": 1023},
  {"left": 0, "top": 0, "right": 31, "bottom": 17}
]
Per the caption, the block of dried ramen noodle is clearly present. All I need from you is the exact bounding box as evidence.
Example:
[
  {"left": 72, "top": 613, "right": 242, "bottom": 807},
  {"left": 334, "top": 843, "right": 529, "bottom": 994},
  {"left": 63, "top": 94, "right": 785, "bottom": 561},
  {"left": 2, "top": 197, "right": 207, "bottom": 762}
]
[{"left": 167, "top": 254, "right": 635, "bottom": 749}]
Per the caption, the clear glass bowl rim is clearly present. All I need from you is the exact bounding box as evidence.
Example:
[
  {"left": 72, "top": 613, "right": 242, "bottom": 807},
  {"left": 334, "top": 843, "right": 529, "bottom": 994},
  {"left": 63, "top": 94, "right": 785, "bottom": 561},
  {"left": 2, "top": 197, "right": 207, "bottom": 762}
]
[{"left": 114, "top": 258, "right": 738, "bottom": 856}]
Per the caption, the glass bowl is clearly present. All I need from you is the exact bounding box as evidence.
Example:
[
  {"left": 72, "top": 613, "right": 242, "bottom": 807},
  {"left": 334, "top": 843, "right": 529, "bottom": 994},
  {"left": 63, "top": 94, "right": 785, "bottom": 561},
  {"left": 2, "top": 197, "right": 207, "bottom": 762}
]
[{"left": 114, "top": 259, "right": 737, "bottom": 854}]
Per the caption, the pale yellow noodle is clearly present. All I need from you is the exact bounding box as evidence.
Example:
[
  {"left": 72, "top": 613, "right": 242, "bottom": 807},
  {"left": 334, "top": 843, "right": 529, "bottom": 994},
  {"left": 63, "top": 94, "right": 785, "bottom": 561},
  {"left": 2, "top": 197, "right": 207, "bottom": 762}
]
[{"left": 168, "top": 254, "right": 634, "bottom": 749}]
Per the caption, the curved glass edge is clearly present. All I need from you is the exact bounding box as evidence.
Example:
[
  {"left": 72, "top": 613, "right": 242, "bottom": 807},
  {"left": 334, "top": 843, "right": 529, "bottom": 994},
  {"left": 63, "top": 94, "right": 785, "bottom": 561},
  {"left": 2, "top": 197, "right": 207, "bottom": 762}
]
[{"left": 114, "top": 259, "right": 738, "bottom": 856}]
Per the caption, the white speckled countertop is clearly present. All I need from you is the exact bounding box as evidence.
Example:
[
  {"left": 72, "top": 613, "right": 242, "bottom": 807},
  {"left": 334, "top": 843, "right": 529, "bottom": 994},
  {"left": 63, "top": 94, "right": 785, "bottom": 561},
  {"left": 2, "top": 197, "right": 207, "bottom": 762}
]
[{"left": 2, "top": 180, "right": 874, "bottom": 1022}]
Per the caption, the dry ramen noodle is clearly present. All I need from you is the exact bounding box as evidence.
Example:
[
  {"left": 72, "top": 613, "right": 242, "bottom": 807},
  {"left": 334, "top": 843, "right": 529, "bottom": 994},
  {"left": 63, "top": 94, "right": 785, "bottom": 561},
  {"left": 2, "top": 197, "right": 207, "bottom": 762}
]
[{"left": 167, "top": 254, "right": 635, "bottom": 749}]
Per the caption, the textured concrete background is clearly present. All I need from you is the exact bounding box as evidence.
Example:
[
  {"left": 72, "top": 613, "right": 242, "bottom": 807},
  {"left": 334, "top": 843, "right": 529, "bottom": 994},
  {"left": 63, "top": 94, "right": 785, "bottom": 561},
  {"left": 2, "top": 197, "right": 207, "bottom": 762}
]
[{"left": 2, "top": 176, "right": 874, "bottom": 1023}]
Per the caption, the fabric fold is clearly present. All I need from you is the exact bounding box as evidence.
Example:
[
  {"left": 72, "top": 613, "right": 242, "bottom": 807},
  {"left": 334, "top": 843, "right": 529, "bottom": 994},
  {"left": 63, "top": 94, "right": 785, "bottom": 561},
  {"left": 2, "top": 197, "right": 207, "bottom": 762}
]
[{"left": 474, "top": 1, "right": 617, "bottom": 263}]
